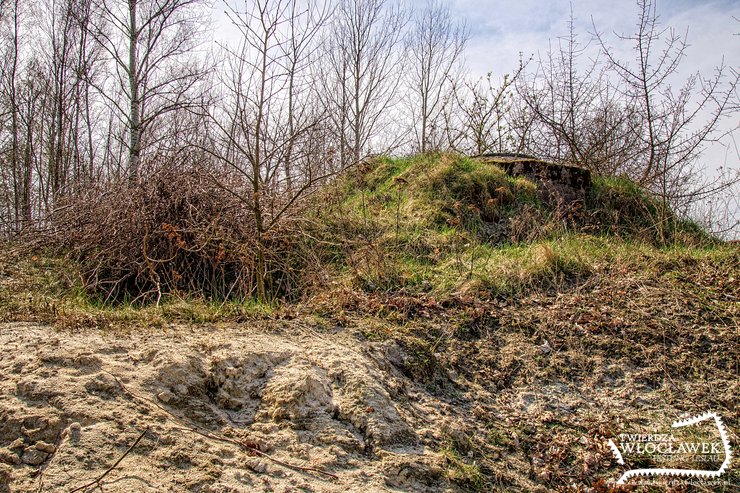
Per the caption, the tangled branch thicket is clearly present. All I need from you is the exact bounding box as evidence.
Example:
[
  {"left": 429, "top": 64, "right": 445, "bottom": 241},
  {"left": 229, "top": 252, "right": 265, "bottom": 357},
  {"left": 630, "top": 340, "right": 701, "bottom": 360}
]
[{"left": 45, "top": 165, "right": 311, "bottom": 304}]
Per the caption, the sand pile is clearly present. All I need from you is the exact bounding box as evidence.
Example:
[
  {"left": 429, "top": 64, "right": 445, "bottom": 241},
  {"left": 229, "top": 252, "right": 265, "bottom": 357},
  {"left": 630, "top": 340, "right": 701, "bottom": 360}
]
[{"left": 0, "top": 323, "right": 452, "bottom": 492}]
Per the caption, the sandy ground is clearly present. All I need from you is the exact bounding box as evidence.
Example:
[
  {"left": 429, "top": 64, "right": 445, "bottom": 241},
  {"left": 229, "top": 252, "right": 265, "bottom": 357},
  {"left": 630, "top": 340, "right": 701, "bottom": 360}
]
[{"left": 0, "top": 322, "right": 459, "bottom": 493}]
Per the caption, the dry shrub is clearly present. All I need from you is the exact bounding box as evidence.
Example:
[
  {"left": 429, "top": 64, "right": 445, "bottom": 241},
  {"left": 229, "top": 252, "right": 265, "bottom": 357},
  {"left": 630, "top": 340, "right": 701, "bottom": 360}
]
[{"left": 46, "top": 165, "right": 305, "bottom": 303}]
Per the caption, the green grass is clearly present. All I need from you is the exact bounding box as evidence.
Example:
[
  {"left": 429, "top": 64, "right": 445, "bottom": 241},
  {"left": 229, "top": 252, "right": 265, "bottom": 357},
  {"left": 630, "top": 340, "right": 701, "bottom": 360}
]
[
  {"left": 441, "top": 444, "right": 486, "bottom": 490},
  {"left": 0, "top": 250, "right": 275, "bottom": 328},
  {"left": 309, "top": 153, "right": 724, "bottom": 302},
  {"left": 588, "top": 175, "right": 717, "bottom": 245},
  {"left": 334, "top": 228, "right": 713, "bottom": 300}
]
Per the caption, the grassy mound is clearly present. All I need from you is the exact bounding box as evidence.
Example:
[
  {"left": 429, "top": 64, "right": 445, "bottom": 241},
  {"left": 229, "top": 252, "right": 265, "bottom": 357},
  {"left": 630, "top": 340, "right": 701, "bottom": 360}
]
[
  {"left": 296, "top": 156, "right": 738, "bottom": 491},
  {"left": 3, "top": 153, "right": 719, "bottom": 317},
  {"left": 308, "top": 153, "right": 713, "bottom": 300}
]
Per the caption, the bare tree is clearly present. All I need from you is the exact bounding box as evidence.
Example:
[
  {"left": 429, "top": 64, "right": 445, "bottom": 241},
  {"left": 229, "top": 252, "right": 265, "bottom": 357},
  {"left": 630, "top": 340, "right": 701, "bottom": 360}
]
[
  {"left": 0, "top": 0, "right": 26, "bottom": 231},
  {"left": 276, "top": 0, "right": 330, "bottom": 191},
  {"left": 406, "top": 0, "right": 467, "bottom": 153},
  {"left": 43, "top": 0, "right": 103, "bottom": 200},
  {"left": 321, "top": 0, "right": 407, "bottom": 167},
  {"left": 203, "top": 0, "right": 332, "bottom": 301},
  {"left": 595, "top": 0, "right": 739, "bottom": 239},
  {"left": 449, "top": 67, "right": 524, "bottom": 155},
  {"left": 514, "top": 9, "right": 640, "bottom": 172},
  {"left": 89, "top": 0, "right": 210, "bottom": 184}
]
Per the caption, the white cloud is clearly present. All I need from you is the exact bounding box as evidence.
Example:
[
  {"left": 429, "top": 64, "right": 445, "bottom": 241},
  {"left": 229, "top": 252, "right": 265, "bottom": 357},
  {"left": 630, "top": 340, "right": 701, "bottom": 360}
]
[{"left": 442, "top": 0, "right": 739, "bottom": 77}]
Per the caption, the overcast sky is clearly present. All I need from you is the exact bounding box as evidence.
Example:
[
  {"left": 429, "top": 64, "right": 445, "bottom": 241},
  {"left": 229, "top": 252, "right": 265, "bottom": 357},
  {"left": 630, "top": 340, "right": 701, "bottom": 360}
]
[
  {"left": 456, "top": 0, "right": 739, "bottom": 78},
  {"left": 451, "top": 0, "right": 739, "bottom": 171},
  {"left": 211, "top": 0, "right": 739, "bottom": 224}
]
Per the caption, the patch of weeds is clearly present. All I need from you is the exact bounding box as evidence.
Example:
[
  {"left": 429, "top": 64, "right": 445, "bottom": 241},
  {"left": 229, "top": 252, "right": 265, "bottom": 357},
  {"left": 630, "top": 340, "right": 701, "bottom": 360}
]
[
  {"left": 357, "top": 321, "right": 393, "bottom": 341},
  {"left": 441, "top": 445, "right": 485, "bottom": 491},
  {"left": 363, "top": 155, "right": 416, "bottom": 191},
  {"left": 486, "top": 426, "right": 513, "bottom": 449},
  {"left": 395, "top": 333, "right": 439, "bottom": 382},
  {"left": 473, "top": 239, "right": 593, "bottom": 297},
  {"left": 510, "top": 176, "right": 539, "bottom": 204}
]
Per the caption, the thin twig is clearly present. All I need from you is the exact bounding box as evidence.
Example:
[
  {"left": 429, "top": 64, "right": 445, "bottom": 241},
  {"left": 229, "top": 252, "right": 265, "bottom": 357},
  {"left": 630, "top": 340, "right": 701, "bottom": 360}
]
[
  {"left": 168, "top": 426, "right": 338, "bottom": 479},
  {"left": 68, "top": 427, "right": 149, "bottom": 493}
]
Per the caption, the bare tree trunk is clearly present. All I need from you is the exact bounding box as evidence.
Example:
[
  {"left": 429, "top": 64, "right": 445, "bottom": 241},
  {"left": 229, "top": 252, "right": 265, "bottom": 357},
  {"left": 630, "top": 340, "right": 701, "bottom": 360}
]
[
  {"left": 407, "top": 0, "right": 467, "bottom": 154},
  {"left": 127, "top": 0, "right": 140, "bottom": 185},
  {"left": 9, "top": 0, "right": 21, "bottom": 232},
  {"left": 22, "top": 81, "right": 34, "bottom": 226},
  {"left": 253, "top": 20, "right": 268, "bottom": 302}
]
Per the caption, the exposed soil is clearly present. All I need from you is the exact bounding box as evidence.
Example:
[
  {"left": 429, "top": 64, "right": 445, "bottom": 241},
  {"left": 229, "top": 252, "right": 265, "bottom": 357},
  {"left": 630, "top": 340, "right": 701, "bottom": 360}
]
[{"left": 0, "top": 322, "right": 460, "bottom": 492}]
